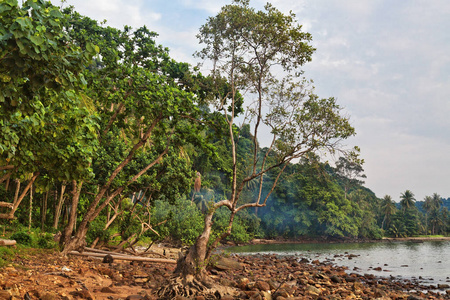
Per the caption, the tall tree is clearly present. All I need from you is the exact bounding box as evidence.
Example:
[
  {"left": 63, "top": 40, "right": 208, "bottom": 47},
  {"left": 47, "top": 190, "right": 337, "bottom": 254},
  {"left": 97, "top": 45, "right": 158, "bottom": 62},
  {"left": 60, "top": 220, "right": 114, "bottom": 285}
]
[
  {"left": 160, "top": 1, "right": 356, "bottom": 297},
  {"left": 381, "top": 195, "right": 396, "bottom": 230},
  {"left": 59, "top": 9, "right": 208, "bottom": 253},
  {"left": 334, "top": 151, "right": 366, "bottom": 200},
  {"left": 400, "top": 190, "right": 416, "bottom": 212},
  {"left": 0, "top": 0, "right": 98, "bottom": 218}
]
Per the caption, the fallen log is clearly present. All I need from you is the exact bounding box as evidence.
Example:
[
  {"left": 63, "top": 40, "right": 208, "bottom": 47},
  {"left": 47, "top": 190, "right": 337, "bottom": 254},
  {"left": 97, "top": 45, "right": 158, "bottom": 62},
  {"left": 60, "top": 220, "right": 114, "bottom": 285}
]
[
  {"left": 0, "top": 239, "right": 16, "bottom": 246},
  {"left": 68, "top": 251, "right": 177, "bottom": 264}
]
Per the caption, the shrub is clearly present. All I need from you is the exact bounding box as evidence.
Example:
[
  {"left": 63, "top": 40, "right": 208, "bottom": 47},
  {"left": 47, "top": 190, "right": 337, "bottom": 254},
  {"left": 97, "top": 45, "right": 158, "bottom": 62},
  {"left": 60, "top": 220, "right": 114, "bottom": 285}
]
[
  {"left": 10, "top": 231, "right": 32, "bottom": 246},
  {"left": 36, "top": 232, "right": 58, "bottom": 249}
]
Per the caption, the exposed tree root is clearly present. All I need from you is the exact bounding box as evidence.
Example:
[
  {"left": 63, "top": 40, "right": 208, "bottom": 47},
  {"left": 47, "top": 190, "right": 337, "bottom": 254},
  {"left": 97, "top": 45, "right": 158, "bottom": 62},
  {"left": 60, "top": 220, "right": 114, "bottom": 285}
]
[{"left": 157, "top": 274, "right": 237, "bottom": 300}]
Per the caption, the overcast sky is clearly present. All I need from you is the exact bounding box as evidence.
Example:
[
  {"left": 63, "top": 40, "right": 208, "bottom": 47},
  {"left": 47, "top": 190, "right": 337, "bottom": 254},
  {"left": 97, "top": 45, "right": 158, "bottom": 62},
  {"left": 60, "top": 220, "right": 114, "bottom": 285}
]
[{"left": 65, "top": 0, "right": 450, "bottom": 202}]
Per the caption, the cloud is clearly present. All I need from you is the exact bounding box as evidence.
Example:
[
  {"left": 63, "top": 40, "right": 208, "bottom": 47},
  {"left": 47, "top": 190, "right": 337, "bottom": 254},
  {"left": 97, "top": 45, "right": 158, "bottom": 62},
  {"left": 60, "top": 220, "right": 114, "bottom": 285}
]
[{"left": 65, "top": 0, "right": 160, "bottom": 29}]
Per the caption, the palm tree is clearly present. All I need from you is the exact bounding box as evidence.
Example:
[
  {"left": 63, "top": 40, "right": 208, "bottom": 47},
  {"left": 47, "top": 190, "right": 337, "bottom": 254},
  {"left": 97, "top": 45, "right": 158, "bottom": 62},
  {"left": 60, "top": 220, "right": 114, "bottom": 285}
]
[
  {"left": 400, "top": 190, "right": 416, "bottom": 212},
  {"left": 427, "top": 193, "right": 443, "bottom": 235},
  {"left": 381, "top": 195, "right": 396, "bottom": 230},
  {"left": 423, "top": 195, "right": 433, "bottom": 234}
]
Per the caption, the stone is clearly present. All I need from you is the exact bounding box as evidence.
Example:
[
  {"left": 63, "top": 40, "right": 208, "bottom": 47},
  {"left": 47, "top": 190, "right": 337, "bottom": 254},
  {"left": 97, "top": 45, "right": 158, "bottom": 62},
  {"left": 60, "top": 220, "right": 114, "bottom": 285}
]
[
  {"left": 214, "top": 257, "right": 244, "bottom": 271},
  {"left": 306, "top": 285, "right": 321, "bottom": 296},
  {"left": 255, "top": 280, "right": 271, "bottom": 291},
  {"left": 126, "top": 296, "right": 145, "bottom": 300},
  {"left": 103, "top": 254, "right": 114, "bottom": 264},
  {"left": 330, "top": 275, "right": 342, "bottom": 283},
  {"left": 0, "top": 291, "right": 11, "bottom": 300},
  {"left": 100, "top": 286, "right": 116, "bottom": 293},
  {"left": 261, "top": 291, "right": 272, "bottom": 300},
  {"left": 40, "top": 292, "right": 59, "bottom": 300},
  {"left": 237, "top": 277, "right": 250, "bottom": 289},
  {"left": 69, "top": 290, "right": 95, "bottom": 300}
]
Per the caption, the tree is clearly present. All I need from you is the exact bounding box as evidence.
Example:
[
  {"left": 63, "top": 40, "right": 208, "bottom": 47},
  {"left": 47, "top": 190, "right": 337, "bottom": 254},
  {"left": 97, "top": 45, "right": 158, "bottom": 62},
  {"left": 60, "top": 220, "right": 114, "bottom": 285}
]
[
  {"left": 400, "top": 190, "right": 416, "bottom": 213},
  {"left": 0, "top": 0, "right": 98, "bottom": 219},
  {"left": 381, "top": 195, "right": 396, "bottom": 230},
  {"left": 159, "top": 1, "right": 356, "bottom": 297},
  {"left": 425, "top": 193, "right": 443, "bottom": 235},
  {"left": 58, "top": 9, "right": 208, "bottom": 253},
  {"left": 335, "top": 151, "right": 366, "bottom": 199}
]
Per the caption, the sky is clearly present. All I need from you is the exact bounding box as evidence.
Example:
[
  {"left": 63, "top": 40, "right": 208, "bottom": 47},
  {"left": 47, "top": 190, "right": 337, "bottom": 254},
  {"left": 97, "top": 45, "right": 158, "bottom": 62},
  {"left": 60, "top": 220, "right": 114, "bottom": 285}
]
[{"left": 64, "top": 0, "right": 450, "bottom": 202}]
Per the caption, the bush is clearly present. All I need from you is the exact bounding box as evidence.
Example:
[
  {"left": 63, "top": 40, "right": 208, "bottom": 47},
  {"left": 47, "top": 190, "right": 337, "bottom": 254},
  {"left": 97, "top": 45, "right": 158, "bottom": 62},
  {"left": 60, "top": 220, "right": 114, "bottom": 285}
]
[
  {"left": 36, "top": 232, "right": 58, "bottom": 249},
  {"left": 150, "top": 198, "right": 204, "bottom": 245},
  {"left": 86, "top": 217, "right": 112, "bottom": 246},
  {"left": 10, "top": 231, "right": 32, "bottom": 246}
]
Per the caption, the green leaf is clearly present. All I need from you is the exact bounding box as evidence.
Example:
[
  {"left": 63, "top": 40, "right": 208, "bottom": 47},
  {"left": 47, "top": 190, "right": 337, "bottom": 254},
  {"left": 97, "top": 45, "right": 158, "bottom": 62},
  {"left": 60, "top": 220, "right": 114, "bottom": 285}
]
[
  {"left": 0, "top": 33, "right": 13, "bottom": 41},
  {"left": 29, "top": 35, "right": 44, "bottom": 46}
]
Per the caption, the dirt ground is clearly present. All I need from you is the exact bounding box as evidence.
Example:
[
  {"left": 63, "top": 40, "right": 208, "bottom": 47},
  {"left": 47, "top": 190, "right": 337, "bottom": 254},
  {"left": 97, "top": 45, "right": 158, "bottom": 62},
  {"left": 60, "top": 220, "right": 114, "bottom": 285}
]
[
  {"left": 0, "top": 242, "right": 449, "bottom": 299},
  {"left": 0, "top": 244, "right": 180, "bottom": 300}
]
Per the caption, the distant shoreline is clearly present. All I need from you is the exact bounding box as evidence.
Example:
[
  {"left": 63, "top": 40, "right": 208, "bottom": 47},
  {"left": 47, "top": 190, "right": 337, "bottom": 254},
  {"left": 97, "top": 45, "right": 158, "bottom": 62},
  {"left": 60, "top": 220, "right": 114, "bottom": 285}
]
[
  {"left": 382, "top": 236, "right": 450, "bottom": 242},
  {"left": 237, "top": 236, "right": 450, "bottom": 246}
]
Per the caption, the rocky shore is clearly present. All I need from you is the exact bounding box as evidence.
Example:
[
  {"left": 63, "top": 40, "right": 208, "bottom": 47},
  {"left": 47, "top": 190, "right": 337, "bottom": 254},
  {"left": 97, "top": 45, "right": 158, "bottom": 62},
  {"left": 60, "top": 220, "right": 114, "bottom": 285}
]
[{"left": 0, "top": 246, "right": 449, "bottom": 299}]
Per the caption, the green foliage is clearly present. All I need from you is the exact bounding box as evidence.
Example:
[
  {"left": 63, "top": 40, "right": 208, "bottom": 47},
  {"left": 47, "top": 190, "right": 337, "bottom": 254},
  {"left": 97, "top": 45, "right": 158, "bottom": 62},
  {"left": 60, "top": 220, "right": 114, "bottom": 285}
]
[
  {"left": 150, "top": 198, "right": 204, "bottom": 245},
  {"left": 0, "top": 0, "right": 98, "bottom": 181},
  {"left": 0, "top": 246, "right": 14, "bottom": 268},
  {"left": 86, "top": 217, "right": 111, "bottom": 246},
  {"left": 36, "top": 232, "right": 57, "bottom": 249},
  {"left": 211, "top": 207, "right": 261, "bottom": 244},
  {"left": 10, "top": 231, "right": 32, "bottom": 245}
]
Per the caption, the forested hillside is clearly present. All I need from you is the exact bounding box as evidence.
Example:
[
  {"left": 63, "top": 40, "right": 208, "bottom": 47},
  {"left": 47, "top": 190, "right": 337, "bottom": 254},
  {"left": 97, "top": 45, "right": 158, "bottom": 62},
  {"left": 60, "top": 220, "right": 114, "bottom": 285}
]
[{"left": 0, "top": 0, "right": 448, "bottom": 258}]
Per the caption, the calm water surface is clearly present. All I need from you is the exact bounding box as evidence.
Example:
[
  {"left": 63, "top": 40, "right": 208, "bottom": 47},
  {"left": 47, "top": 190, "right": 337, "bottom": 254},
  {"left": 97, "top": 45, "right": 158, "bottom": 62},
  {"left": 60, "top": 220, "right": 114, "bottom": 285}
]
[{"left": 226, "top": 241, "right": 450, "bottom": 285}]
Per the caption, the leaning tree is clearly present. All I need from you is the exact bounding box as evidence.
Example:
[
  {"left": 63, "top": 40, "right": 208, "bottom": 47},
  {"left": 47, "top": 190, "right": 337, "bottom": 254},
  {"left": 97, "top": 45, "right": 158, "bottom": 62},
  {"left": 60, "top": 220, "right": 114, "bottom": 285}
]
[
  {"left": 58, "top": 9, "right": 212, "bottom": 253},
  {"left": 160, "top": 0, "right": 357, "bottom": 298}
]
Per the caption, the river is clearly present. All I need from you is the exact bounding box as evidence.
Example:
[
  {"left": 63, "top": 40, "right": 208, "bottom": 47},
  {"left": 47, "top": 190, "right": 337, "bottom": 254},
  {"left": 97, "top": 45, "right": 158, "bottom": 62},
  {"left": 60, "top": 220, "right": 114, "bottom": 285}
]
[{"left": 226, "top": 240, "right": 450, "bottom": 286}]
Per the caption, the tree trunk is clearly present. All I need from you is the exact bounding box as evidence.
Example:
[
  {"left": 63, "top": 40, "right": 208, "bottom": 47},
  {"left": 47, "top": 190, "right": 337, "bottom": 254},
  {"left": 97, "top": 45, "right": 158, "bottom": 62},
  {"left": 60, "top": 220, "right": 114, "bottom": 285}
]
[
  {"left": 53, "top": 183, "right": 66, "bottom": 229},
  {"left": 60, "top": 181, "right": 83, "bottom": 250},
  {"left": 41, "top": 190, "right": 49, "bottom": 230},
  {"left": 175, "top": 211, "right": 213, "bottom": 278},
  {"left": 28, "top": 184, "right": 33, "bottom": 230}
]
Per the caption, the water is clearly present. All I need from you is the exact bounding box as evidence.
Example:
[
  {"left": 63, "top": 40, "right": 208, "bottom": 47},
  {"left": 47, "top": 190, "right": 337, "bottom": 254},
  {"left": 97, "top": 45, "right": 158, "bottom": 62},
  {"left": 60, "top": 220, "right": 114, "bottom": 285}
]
[{"left": 226, "top": 241, "right": 450, "bottom": 286}]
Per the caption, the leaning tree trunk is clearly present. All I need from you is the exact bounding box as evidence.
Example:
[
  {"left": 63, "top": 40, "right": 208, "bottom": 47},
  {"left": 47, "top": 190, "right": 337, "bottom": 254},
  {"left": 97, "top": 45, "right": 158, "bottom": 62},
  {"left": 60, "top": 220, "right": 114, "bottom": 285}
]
[{"left": 158, "top": 210, "right": 232, "bottom": 298}]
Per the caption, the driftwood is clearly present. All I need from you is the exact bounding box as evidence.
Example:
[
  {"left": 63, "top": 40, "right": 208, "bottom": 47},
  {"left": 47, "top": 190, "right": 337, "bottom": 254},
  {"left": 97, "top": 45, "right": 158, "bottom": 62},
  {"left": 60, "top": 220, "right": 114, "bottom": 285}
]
[
  {"left": 0, "top": 239, "right": 16, "bottom": 246},
  {"left": 68, "top": 250, "right": 177, "bottom": 264}
]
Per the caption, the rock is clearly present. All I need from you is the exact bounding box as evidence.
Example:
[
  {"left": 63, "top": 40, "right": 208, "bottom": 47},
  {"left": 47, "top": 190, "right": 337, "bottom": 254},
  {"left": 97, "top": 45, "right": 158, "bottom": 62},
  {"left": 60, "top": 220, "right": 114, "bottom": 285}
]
[
  {"left": 219, "top": 277, "right": 235, "bottom": 287},
  {"left": 40, "top": 292, "right": 59, "bottom": 300},
  {"left": 220, "top": 296, "right": 233, "bottom": 300},
  {"left": 438, "top": 284, "right": 450, "bottom": 289},
  {"left": 237, "top": 277, "right": 250, "bottom": 289},
  {"left": 214, "top": 257, "right": 244, "bottom": 271},
  {"left": 306, "top": 285, "right": 321, "bottom": 296},
  {"left": 69, "top": 290, "right": 94, "bottom": 300},
  {"left": 100, "top": 286, "right": 116, "bottom": 293},
  {"left": 330, "top": 275, "right": 342, "bottom": 283},
  {"left": 126, "top": 296, "right": 144, "bottom": 300},
  {"left": 0, "top": 291, "right": 11, "bottom": 300},
  {"left": 103, "top": 254, "right": 114, "bottom": 264},
  {"left": 255, "top": 280, "right": 271, "bottom": 291},
  {"left": 261, "top": 291, "right": 272, "bottom": 300}
]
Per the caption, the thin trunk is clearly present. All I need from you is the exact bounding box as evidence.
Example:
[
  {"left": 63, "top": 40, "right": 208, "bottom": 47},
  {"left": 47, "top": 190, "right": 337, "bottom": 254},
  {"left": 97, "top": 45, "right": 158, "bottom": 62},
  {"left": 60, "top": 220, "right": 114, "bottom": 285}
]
[
  {"left": 0, "top": 173, "right": 39, "bottom": 219},
  {"left": 61, "top": 181, "right": 83, "bottom": 248},
  {"left": 0, "top": 172, "right": 11, "bottom": 185},
  {"left": 53, "top": 183, "right": 67, "bottom": 229},
  {"left": 41, "top": 190, "right": 49, "bottom": 230},
  {"left": 28, "top": 184, "right": 33, "bottom": 230}
]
